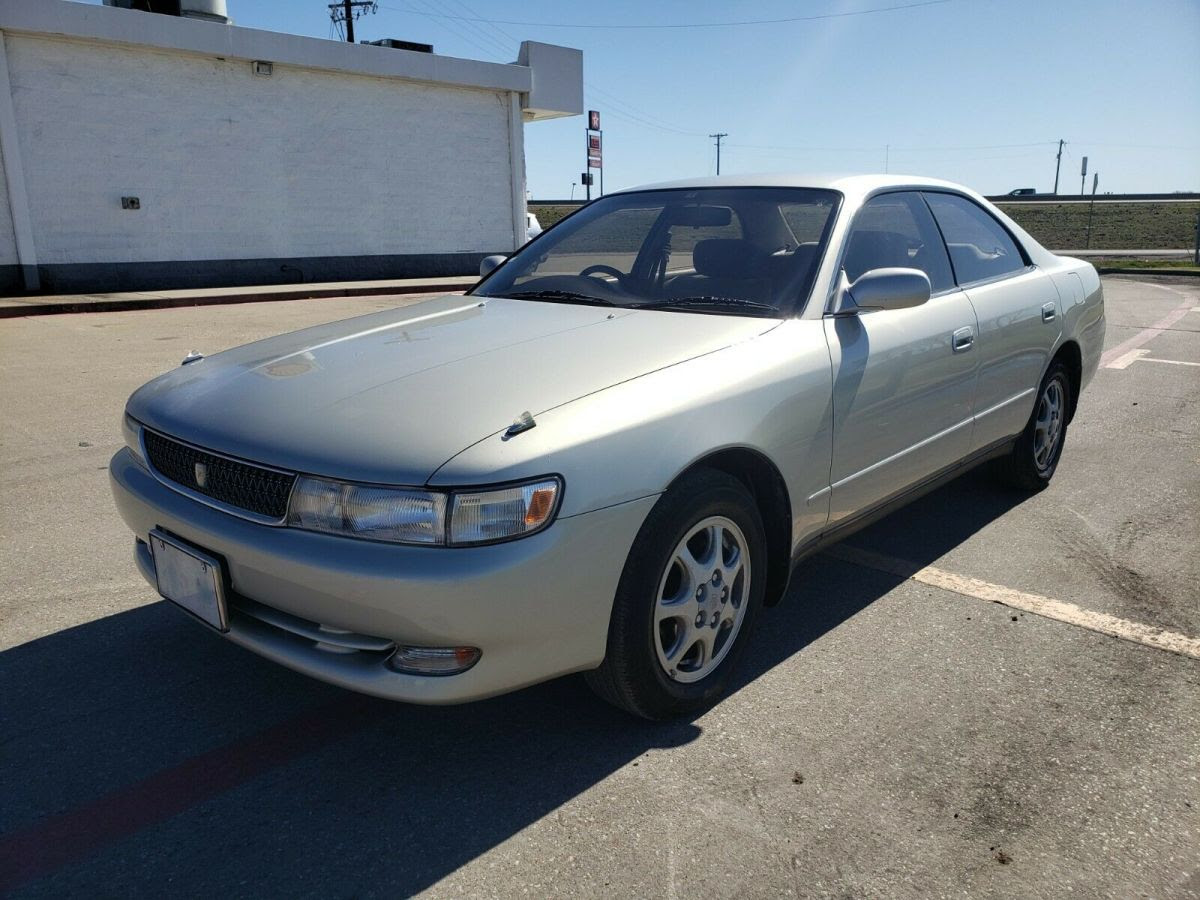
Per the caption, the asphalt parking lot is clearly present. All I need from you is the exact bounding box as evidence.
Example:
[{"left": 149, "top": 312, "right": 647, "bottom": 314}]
[{"left": 1, "top": 277, "right": 1197, "bottom": 898}]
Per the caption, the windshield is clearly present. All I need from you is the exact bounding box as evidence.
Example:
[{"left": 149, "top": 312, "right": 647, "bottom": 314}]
[{"left": 472, "top": 187, "right": 840, "bottom": 316}]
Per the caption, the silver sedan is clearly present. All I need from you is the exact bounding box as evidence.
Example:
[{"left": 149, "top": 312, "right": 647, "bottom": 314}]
[{"left": 110, "top": 174, "right": 1105, "bottom": 718}]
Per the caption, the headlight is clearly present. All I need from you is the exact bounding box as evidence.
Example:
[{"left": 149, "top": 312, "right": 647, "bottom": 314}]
[
  {"left": 123, "top": 414, "right": 147, "bottom": 466},
  {"left": 285, "top": 475, "right": 561, "bottom": 546},
  {"left": 287, "top": 477, "right": 447, "bottom": 544}
]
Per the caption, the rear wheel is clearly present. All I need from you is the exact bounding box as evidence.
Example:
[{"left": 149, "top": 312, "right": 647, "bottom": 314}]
[
  {"left": 586, "top": 469, "right": 766, "bottom": 719},
  {"left": 997, "top": 360, "right": 1071, "bottom": 491}
]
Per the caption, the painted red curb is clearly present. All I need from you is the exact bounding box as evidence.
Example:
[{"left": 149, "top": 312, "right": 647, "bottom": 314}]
[{"left": 0, "top": 697, "right": 377, "bottom": 892}]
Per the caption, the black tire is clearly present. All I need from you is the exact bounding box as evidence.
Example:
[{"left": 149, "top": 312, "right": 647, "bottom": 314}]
[
  {"left": 585, "top": 468, "right": 767, "bottom": 719},
  {"left": 997, "top": 360, "right": 1072, "bottom": 492}
]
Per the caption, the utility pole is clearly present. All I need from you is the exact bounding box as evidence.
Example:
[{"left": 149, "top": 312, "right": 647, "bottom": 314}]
[
  {"left": 1052, "top": 139, "right": 1065, "bottom": 194},
  {"left": 329, "top": 1, "right": 376, "bottom": 42},
  {"left": 710, "top": 133, "right": 728, "bottom": 175}
]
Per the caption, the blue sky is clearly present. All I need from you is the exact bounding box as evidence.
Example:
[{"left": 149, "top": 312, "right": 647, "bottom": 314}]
[{"left": 85, "top": 0, "right": 1199, "bottom": 198}]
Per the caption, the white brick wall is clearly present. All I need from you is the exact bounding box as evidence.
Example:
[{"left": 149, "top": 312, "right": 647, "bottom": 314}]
[{"left": 5, "top": 32, "right": 517, "bottom": 265}]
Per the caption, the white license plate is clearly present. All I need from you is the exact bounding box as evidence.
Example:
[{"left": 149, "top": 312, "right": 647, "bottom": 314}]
[{"left": 150, "top": 530, "right": 229, "bottom": 632}]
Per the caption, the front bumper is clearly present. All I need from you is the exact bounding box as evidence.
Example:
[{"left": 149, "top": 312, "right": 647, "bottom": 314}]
[{"left": 110, "top": 448, "right": 656, "bottom": 703}]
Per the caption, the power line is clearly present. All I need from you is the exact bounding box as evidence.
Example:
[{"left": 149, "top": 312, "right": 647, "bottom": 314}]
[
  {"left": 1069, "top": 142, "right": 1200, "bottom": 151},
  {"left": 375, "top": 3, "right": 707, "bottom": 145},
  {"left": 727, "top": 140, "right": 1058, "bottom": 154},
  {"left": 400, "top": 0, "right": 507, "bottom": 60},
  {"left": 588, "top": 86, "right": 706, "bottom": 134},
  {"left": 430, "top": 0, "right": 516, "bottom": 58},
  {"left": 590, "top": 100, "right": 707, "bottom": 137},
  {"left": 377, "top": 0, "right": 956, "bottom": 30},
  {"left": 444, "top": 0, "right": 520, "bottom": 49}
]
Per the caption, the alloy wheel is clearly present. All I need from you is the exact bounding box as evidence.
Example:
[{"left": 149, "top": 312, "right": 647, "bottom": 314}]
[
  {"left": 653, "top": 516, "right": 751, "bottom": 683},
  {"left": 1033, "top": 377, "right": 1065, "bottom": 471}
]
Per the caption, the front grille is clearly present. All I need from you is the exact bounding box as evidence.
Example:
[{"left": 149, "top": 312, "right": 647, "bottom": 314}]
[{"left": 143, "top": 429, "right": 296, "bottom": 519}]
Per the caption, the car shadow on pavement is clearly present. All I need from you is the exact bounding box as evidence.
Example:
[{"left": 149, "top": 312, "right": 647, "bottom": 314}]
[{"left": 0, "top": 467, "right": 1027, "bottom": 896}]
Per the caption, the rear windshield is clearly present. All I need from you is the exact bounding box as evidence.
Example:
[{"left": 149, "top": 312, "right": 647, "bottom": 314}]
[{"left": 474, "top": 187, "right": 840, "bottom": 317}]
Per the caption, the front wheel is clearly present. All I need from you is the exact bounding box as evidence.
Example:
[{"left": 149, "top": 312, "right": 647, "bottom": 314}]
[
  {"left": 585, "top": 469, "right": 766, "bottom": 719},
  {"left": 997, "top": 360, "right": 1072, "bottom": 491}
]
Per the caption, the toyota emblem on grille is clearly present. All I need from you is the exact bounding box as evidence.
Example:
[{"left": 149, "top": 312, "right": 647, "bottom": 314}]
[{"left": 194, "top": 462, "right": 208, "bottom": 488}]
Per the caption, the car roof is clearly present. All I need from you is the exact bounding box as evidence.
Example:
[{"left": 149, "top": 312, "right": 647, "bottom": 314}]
[
  {"left": 602, "top": 172, "right": 1057, "bottom": 266},
  {"left": 608, "top": 172, "right": 973, "bottom": 203}
]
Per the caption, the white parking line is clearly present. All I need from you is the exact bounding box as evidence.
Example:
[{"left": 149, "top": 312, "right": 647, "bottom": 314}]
[
  {"left": 826, "top": 545, "right": 1200, "bottom": 661},
  {"left": 1141, "top": 357, "right": 1200, "bottom": 367},
  {"left": 1099, "top": 297, "right": 1196, "bottom": 368},
  {"left": 1106, "top": 348, "right": 1150, "bottom": 369},
  {"left": 1106, "top": 349, "right": 1200, "bottom": 369}
]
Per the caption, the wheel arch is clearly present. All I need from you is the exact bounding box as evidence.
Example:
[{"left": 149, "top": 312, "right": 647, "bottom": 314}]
[
  {"left": 672, "top": 447, "right": 793, "bottom": 607},
  {"left": 1051, "top": 339, "right": 1083, "bottom": 422}
]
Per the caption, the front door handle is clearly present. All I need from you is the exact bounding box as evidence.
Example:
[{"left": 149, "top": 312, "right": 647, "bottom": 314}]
[
  {"left": 1041, "top": 302, "right": 1057, "bottom": 322},
  {"left": 952, "top": 326, "right": 975, "bottom": 352}
]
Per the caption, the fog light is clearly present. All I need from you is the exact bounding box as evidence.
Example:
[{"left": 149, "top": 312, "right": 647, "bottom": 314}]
[{"left": 388, "top": 645, "right": 480, "bottom": 676}]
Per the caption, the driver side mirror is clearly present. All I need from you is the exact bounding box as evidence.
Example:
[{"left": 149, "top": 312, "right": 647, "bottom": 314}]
[
  {"left": 831, "top": 267, "right": 931, "bottom": 315},
  {"left": 480, "top": 254, "right": 508, "bottom": 277}
]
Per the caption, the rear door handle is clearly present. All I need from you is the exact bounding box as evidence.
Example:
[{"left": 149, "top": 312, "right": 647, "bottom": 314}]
[
  {"left": 1041, "top": 302, "right": 1057, "bottom": 322},
  {"left": 952, "top": 326, "right": 975, "bottom": 352}
]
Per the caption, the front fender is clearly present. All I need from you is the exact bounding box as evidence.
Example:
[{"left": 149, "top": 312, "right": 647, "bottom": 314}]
[{"left": 429, "top": 320, "right": 836, "bottom": 549}]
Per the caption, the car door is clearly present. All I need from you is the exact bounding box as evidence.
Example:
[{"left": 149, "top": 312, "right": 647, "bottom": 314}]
[
  {"left": 824, "top": 191, "right": 980, "bottom": 526},
  {"left": 923, "top": 191, "right": 1062, "bottom": 451}
]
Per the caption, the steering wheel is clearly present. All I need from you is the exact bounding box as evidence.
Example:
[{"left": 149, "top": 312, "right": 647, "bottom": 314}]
[{"left": 579, "top": 264, "right": 626, "bottom": 281}]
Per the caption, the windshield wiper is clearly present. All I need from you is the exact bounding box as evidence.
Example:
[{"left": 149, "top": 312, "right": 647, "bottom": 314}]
[
  {"left": 498, "top": 290, "right": 616, "bottom": 306},
  {"left": 638, "top": 296, "right": 780, "bottom": 315}
]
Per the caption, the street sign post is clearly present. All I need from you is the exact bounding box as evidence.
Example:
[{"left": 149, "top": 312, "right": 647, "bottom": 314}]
[
  {"left": 1086, "top": 172, "right": 1099, "bottom": 248},
  {"left": 585, "top": 109, "right": 603, "bottom": 200}
]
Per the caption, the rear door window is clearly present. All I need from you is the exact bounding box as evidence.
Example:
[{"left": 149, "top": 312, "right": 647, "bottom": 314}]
[{"left": 923, "top": 192, "right": 1027, "bottom": 285}]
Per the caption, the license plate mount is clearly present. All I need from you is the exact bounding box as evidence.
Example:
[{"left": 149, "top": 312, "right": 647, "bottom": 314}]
[{"left": 149, "top": 529, "right": 229, "bottom": 632}]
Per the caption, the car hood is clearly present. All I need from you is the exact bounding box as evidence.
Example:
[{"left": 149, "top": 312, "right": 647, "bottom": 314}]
[{"left": 128, "top": 294, "right": 778, "bottom": 485}]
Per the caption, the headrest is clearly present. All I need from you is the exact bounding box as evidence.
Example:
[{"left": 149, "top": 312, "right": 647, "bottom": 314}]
[
  {"left": 693, "top": 239, "right": 760, "bottom": 279},
  {"left": 844, "top": 231, "right": 911, "bottom": 277}
]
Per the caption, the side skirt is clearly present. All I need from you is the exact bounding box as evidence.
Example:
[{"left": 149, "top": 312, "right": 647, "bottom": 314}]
[{"left": 781, "top": 436, "right": 1016, "bottom": 586}]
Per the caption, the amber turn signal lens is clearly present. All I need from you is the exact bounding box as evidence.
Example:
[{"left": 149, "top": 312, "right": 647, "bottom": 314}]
[{"left": 524, "top": 486, "right": 557, "bottom": 526}]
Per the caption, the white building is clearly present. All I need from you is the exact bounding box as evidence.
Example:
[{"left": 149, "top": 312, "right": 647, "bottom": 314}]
[{"left": 0, "top": 0, "right": 581, "bottom": 292}]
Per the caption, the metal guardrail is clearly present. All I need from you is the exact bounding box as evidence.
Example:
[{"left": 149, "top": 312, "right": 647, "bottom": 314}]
[
  {"left": 531, "top": 193, "right": 1200, "bottom": 206},
  {"left": 986, "top": 193, "right": 1200, "bottom": 203}
]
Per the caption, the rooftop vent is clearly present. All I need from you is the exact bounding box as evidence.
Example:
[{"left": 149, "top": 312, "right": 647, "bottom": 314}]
[
  {"left": 362, "top": 38, "right": 434, "bottom": 54},
  {"left": 103, "top": 0, "right": 231, "bottom": 25}
]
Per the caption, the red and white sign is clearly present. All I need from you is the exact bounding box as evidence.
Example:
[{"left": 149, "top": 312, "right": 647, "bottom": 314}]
[
  {"left": 588, "top": 109, "right": 601, "bottom": 131},
  {"left": 588, "top": 133, "right": 602, "bottom": 169}
]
